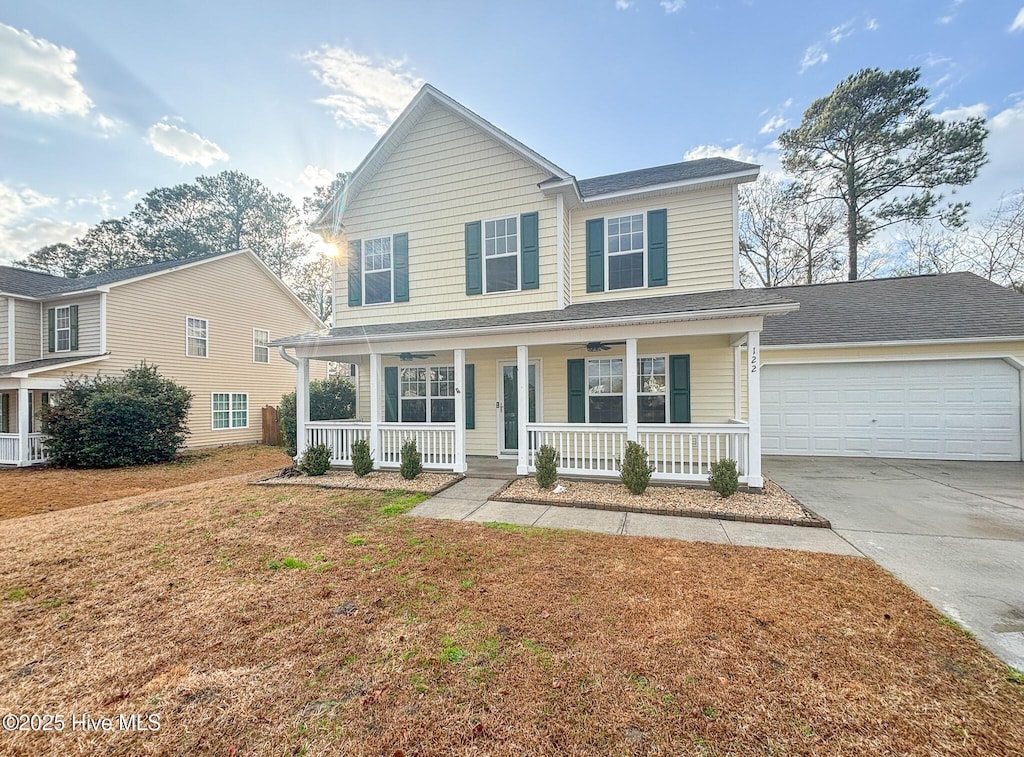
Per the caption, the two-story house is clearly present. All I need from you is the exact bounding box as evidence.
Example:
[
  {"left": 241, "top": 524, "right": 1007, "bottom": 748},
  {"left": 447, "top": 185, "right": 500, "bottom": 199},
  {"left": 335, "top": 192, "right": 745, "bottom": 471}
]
[
  {"left": 0, "top": 249, "right": 325, "bottom": 466},
  {"left": 273, "top": 85, "right": 801, "bottom": 488}
]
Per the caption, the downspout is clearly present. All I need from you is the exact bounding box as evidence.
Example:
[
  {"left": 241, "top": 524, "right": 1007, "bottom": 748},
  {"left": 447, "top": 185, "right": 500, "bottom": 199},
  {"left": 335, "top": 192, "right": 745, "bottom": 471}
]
[{"left": 278, "top": 346, "right": 299, "bottom": 367}]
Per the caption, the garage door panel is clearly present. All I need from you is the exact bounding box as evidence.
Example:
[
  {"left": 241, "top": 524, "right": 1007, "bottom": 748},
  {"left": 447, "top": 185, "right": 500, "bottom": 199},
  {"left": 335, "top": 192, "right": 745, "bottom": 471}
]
[{"left": 762, "top": 359, "right": 1021, "bottom": 461}]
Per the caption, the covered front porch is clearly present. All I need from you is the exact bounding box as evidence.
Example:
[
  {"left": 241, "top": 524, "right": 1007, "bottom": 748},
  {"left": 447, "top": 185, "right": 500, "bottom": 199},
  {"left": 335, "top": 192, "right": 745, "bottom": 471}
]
[
  {"left": 279, "top": 303, "right": 782, "bottom": 488},
  {"left": 0, "top": 386, "right": 54, "bottom": 466}
]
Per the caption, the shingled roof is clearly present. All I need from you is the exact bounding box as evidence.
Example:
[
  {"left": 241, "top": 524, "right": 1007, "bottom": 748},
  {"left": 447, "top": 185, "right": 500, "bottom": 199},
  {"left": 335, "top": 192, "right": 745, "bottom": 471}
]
[
  {"left": 576, "top": 157, "right": 759, "bottom": 198},
  {"left": 0, "top": 266, "right": 67, "bottom": 297},
  {"left": 760, "top": 272, "right": 1024, "bottom": 346}
]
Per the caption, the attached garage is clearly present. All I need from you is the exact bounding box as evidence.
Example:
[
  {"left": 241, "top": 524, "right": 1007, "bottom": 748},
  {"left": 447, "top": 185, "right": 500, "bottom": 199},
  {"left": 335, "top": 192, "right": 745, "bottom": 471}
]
[
  {"left": 758, "top": 273, "right": 1024, "bottom": 463},
  {"left": 762, "top": 359, "right": 1022, "bottom": 461}
]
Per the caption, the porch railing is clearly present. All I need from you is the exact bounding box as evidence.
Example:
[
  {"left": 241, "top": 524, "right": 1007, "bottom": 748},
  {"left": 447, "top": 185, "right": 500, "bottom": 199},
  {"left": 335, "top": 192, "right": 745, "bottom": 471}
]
[
  {"left": 527, "top": 422, "right": 751, "bottom": 483},
  {"left": 305, "top": 422, "right": 457, "bottom": 470},
  {"left": 0, "top": 433, "right": 49, "bottom": 466}
]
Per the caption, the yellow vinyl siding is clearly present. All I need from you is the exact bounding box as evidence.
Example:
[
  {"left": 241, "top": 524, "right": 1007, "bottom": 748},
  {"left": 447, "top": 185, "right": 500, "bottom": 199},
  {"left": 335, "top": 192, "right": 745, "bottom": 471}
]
[
  {"left": 14, "top": 300, "right": 40, "bottom": 362},
  {"left": 35, "top": 253, "right": 325, "bottom": 448},
  {"left": 571, "top": 186, "right": 736, "bottom": 303},
  {"left": 39, "top": 294, "right": 103, "bottom": 356},
  {"left": 336, "top": 102, "right": 560, "bottom": 325}
]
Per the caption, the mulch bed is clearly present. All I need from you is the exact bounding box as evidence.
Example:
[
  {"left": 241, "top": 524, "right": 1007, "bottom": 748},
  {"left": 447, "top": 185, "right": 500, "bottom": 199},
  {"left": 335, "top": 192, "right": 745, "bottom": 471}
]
[
  {"left": 254, "top": 468, "right": 463, "bottom": 494},
  {"left": 494, "top": 477, "right": 830, "bottom": 527}
]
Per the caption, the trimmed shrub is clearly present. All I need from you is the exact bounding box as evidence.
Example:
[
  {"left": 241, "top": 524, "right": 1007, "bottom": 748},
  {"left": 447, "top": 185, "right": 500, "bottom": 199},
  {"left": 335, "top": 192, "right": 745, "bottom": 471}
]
[
  {"left": 619, "top": 441, "right": 654, "bottom": 495},
  {"left": 709, "top": 458, "right": 739, "bottom": 498},
  {"left": 299, "top": 443, "right": 333, "bottom": 476},
  {"left": 351, "top": 438, "right": 374, "bottom": 476},
  {"left": 400, "top": 439, "right": 422, "bottom": 480},
  {"left": 280, "top": 376, "right": 356, "bottom": 456},
  {"left": 42, "top": 363, "right": 191, "bottom": 469},
  {"left": 535, "top": 444, "right": 558, "bottom": 489}
]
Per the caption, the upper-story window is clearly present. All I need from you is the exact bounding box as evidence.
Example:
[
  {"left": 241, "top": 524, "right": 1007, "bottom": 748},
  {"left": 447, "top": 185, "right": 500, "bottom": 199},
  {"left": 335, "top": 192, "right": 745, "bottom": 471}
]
[
  {"left": 363, "top": 236, "right": 393, "bottom": 305},
  {"left": 607, "top": 214, "right": 645, "bottom": 290},
  {"left": 186, "top": 316, "right": 208, "bottom": 358},
  {"left": 253, "top": 329, "right": 269, "bottom": 364},
  {"left": 55, "top": 306, "right": 72, "bottom": 352},
  {"left": 483, "top": 216, "right": 519, "bottom": 293}
]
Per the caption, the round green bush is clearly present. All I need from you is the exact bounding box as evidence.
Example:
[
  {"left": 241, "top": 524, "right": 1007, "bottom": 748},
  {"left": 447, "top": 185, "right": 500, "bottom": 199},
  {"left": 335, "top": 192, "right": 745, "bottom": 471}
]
[
  {"left": 400, "top": 439, "right": 422, "bottom": 480},
  {"left": 619, "top": 441, "right": 654, "bottom": 495},
  {"left": 351, "top": 438, "right": 374, "bottom": 476},
  {"left": 299, "top": 443, "right": 333, "bottom": 476},
  {"left": 535, "top": 444, "right": 558, "bottom": 489},
  {"left": 708, "top": 458, "right": 739, "bottom": 497}
]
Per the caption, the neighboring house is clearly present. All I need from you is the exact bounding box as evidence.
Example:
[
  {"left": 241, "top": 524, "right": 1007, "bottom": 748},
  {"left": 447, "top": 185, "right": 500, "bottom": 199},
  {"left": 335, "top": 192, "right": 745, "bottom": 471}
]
[
  {"left": 0, "top": 250, "right": 326, "bottom": 466},
  {"left": 273, "top": 84, "right": 1024, "bottom": 485}
]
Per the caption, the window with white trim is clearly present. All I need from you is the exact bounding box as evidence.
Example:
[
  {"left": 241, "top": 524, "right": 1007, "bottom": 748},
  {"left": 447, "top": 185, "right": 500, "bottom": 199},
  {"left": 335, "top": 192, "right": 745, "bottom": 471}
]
[
  {"left": 212, "top": 393, "right": 248, "bottom": 429},
  {"left": 253, "top": 328, "right": 269, "bottom": 364},
  {"left": 186, "top": 316, "right": 208, "bottom": 358},
  {"left": 363, "top": 236, "right": 393, "bottom": 305},
  {"left": 638, "top": 356, "right": 667, "bottom": 423},
  {"left": 607, "top": 214, "right": 645, "bottom": 290},
  {"left": 55, "top": 306, "right": 71, "bottom": 352},
  {"left": 587, "top": 358, "right": 623, "bottom": 423},
  {"left": 400, "top": 366, "right": 455, "bottom": 423},
  {"left": 483, "top": 216, "right": 519, "bottom": 293}
]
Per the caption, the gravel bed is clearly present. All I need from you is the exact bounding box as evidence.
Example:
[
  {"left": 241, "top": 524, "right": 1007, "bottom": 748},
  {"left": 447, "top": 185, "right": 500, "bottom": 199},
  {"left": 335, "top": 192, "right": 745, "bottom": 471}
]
[
  {"left": 496, "top": 477, "right": 825, "bottom": 525},
  {"left": 253, "top": 469, "right": 462, "bottom": 494}
]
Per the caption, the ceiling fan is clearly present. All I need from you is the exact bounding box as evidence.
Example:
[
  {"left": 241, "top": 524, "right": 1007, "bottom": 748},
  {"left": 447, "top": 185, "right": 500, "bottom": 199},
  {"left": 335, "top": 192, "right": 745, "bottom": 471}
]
[
  {"left": 387, "top": 352, "right": 436, "bottom": 361},
  {"left": 571, "top": 341, "right": 626, "bottom": 353}
]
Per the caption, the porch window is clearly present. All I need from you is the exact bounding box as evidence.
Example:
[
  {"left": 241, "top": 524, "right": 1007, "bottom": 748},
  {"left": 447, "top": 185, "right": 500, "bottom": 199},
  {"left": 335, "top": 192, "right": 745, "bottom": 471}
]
[
  {"left": 212, "top": 392, "right": 248, "bottom": 429},
  {"left": 607, "top": 214, "right": 644, "bottom": 290},
  {"left": 55, "top": 306, "right": 72, "bottom": 352},
  {"left": 253, "top": 328, "right": 269, "bottom": 364},
  {"left": 638, "top": 356, "right": 668, "bottom": 423},
  {"left": 483, "top": 216, "right": 519, "bottom": 293},
  {"left": 400, "top": 366, "right": 455, "bottom": 422},
  {"left": 587, "top": 358, "right": 623, "bottom": 423},
  {"left": 187, "top": 316, "right": 208, "bottom": 358},
  {"left": 363, "top": 236, "right": 393, "bottom": 305}
]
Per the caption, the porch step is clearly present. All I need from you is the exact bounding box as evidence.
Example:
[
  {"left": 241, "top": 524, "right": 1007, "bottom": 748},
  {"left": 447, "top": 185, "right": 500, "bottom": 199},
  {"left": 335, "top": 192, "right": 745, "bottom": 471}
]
[{"left": 465, "top": 456, "right": 519, "bottom": 479}]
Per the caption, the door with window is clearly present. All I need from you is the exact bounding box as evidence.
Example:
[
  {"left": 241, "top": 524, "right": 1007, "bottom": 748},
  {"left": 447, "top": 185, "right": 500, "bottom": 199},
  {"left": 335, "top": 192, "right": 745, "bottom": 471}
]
[{"left": 497, "top": 360, "right": 539, "bottom": 455}]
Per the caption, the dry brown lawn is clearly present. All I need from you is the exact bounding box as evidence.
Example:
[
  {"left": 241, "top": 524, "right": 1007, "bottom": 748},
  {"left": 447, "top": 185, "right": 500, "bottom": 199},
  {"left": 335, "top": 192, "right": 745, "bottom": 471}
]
[
  {"left": 0, "top": 445, "right": 291, "bottom": 520},
  {"left": 1, "top": 476, "right": 1023, "bottom": 756}
]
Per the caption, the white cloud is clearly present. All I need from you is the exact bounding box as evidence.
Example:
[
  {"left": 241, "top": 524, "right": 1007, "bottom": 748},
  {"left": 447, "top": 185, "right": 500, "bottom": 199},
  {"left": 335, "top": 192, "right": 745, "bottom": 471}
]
[
  {"left": 937, "top": 0, "right": 964, "bottom": 24},
  {"left": 800, "top": 44, "right": 828, "bottom": 73},
  {"left": 146, "top": 121, "right": 229, "bottom": 167},
  {"left": 660, "top": 0, "right": 685, "bottom": 13},
  {"left": 936, "top": 103, "right": 988, "bottom": 121},
  {"left": 65, "top": 191, "right": 116, "bottom": 217},
  {"left": 274, "top": 164, "right": 335, "bottom": 205},
  {"left": 829, "top": 20, "right": 855, "bottom": 43},
  {"left": 0, "top": 181, "right": 88, "bottom": 261},
  {"left": 303, "top": 45, "right": 423, "bottom": 135},
  {"left": 123, "top": 189, "right": 140, "bottom": 202},
  {"left": 615, "top": 0, "right": 633, "bottom": 8},
  {"left": 683, "top": 144, "right": 758, "bottom": 162},
  {"left": 759, "top": 115, "right": 789, "bottom": 134},
  {"left": 0, "top": 23, "right": 94, "bottom": 117},
  {"left": 1010, "top": 8, "right": 1024, "bottom": 32},
  {"left": 866, "top": 18, "right": 879, "bottom": 31}
]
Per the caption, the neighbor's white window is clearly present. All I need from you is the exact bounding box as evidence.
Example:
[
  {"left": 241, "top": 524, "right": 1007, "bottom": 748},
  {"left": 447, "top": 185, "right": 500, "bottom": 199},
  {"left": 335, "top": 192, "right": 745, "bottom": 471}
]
[
  {"left": 587, "top": 358, "right": 624, "bottom": 423},
  {"left": 400, "top": 366, "right": 455, "bottom": 423},
  {"left": 253, "top": 328, "right": 269, "bottom": 364},
  {"left": 212, "top": 392, "right": 248, "bottom": 429},
  {"left": 483, "top": 216, "right": 519, "bottom": 293},
  {"left": 55, "top": 306, "right": 71, "bottom": 352},
  {"left": 363, "top": 236, "right": 393, "bottom": 305},
  {"left": 637, "top": 356, "right": 667, "bottom": 423},
  {"left": 186, "top": 316, "right": 208, "bottom": 358},
  {"left": 607, "top": 213, "right": 645, "bottom": 290}
]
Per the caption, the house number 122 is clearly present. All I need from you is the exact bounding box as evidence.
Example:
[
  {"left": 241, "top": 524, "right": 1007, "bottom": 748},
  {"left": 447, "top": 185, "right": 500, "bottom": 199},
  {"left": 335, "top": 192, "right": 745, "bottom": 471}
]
[{"left": 750, "top": 347, "right": 759, "bottom": 373}]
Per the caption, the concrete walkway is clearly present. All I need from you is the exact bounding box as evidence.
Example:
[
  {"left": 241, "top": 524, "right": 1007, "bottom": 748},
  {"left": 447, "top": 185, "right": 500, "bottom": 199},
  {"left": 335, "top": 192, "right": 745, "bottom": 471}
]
[{"left": 409, "top": 477, "right": 861, "bottom": 556}]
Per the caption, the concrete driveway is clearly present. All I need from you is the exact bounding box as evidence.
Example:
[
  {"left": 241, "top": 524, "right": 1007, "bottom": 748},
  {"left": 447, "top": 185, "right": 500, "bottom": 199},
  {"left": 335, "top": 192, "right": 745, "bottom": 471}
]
[{"left": 765, "top": 456, "right": 1024, "bottom": 670}]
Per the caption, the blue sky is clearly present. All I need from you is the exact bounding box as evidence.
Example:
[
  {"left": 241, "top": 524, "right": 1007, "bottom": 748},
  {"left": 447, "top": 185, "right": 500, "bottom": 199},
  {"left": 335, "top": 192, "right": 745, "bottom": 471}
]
[{"left": 1, "top": 0, "right": 1023, "bottom": 265}]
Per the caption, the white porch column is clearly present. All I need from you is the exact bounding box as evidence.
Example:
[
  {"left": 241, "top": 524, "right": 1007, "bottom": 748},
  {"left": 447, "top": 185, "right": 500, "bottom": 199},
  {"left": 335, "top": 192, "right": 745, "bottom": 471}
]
[
  {"left": 295, "top": 358, "right": 310, "bottom": 460},
  {"left": 625, "top": 338, "right": 638, "bottom": 442},
  {"left": 17, "top": 387, "right": 30, "bottom": 467},
  {"left": 516, "top": 345, "right": 529, "bottom": 475},
  {"left": 453, "top": 349, "right": 467, "bottom": 473},
  {"left": 369, "top": 352, "right": 382, "bottom": 462},
  {"left": 746, "top": 331, "right": 763, "bottom": 489}
]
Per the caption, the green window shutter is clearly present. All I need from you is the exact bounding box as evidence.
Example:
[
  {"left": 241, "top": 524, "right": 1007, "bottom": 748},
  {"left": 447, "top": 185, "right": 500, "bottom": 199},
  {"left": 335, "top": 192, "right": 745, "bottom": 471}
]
[
  {"left": 464, "top": 363, "right": 475, "bottom": 429},
  {"left": 384, "top": 366, "right": 398, "bottom": 422},
  {"left": 520, "top": 212, "right": 539, "bottom": 290},
  {"left": 647, "top": 209, "right": 668, "bottom": 287},
  {"left": 69, "top": 305, "right": 79, "bottom": 351},
  {"left": 347, "top": 239, "right": 362, "bottom": 307},
  {"left": 47, "top": 308, "right": 55, "bottom": 353},
  {"left": 1, "top": 393, "right": 9, "bottom": 434},
  {"left": 465, "top": 221, "right": 482, "bottom": 295},
  {"left": 669, "top": 354, "right": 691, "bottom": 423},
  {"left": 585, "top": 218, "right": 605, "bottom": 292},
  {"left": 567, "top": 359, "right": 586, "bottom": 423},
  {"left": 393, "top": 232, "right": 409, "bottom": 302}
]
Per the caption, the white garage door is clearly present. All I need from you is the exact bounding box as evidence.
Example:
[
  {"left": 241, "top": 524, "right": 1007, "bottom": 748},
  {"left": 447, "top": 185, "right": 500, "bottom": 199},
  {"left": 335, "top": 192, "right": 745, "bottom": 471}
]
[{"left": 762, "top": 359, "right": 1021, "bottom": 461}]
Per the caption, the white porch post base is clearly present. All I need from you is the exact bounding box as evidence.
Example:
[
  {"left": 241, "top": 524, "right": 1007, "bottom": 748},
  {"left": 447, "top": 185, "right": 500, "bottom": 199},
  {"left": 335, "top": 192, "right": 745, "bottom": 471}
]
[
  {"left": 516, "top": 345, "right": 529, "bottom": 475},
  {"left": 453, "top": 349, "right": 467, "bottom": 473},
  {"left": 295, "top": 359, "right": 310, "bottom": 461},
  {"left": 369, "top": 353, "right": 382, "bottom": 463},
  {"left": 746, "top": 331, "right": 763, "bottom": 489},
  {"left": 17, "top": 387, "right": 30, "bottom": 467}
]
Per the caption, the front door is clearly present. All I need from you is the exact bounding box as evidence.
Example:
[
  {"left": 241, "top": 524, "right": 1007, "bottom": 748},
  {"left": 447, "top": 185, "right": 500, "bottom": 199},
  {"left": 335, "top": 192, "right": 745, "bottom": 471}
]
[{"left": 497, "top": 361, "right": 539, "bottom": 456}]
